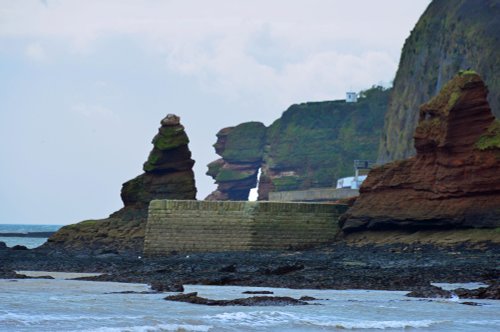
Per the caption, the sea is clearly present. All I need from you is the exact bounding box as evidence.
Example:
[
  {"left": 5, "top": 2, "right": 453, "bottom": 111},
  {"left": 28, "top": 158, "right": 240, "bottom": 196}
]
[
  {"left": 1, "top": 224, "right": 499, "bottom": 331},
  {"left": 0, "top": 280, "right": 499, "bottom": 332},
  {"left": 0, "top": 224, "right": 63, "bottom": 249}
]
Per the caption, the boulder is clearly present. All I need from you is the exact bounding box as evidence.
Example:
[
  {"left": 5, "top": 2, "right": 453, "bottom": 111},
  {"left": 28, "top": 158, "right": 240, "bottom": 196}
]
[
  {"left": 340, "top": 72, "right": 500, "bottom": 232},
  {"left": 406, "top": 285, "right": 453, "bottom": 299},
  {"left": 11, "top": 245, "right": 28, "bottom": 250},
  {"left": 454, "top": 283, "right": 500, "bottom": 300}
]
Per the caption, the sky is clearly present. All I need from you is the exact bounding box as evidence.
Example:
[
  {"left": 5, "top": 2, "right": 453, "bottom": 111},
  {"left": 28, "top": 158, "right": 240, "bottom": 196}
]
[{"left": 0, "top": 0, "right": 431, "bottom": 225}]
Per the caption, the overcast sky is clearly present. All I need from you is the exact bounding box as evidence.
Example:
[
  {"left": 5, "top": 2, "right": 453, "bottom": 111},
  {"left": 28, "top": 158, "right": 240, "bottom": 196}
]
[{"left": 0, "top": 0, "right": 430, "bottom": 225}]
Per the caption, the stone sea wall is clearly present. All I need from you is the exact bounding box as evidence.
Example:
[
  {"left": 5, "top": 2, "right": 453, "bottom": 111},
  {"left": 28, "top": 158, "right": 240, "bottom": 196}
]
[{"left": 144, "top": 200, "right": 348, "bottom": 256}]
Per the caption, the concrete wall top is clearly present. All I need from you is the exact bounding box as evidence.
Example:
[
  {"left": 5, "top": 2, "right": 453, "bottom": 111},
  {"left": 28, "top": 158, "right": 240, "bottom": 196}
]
[
  {"left": 149, "top": 199, "right": 347, "bottom": 213},
  {"left": 268, "top": 188, "right": 359, "bottom": 202}
]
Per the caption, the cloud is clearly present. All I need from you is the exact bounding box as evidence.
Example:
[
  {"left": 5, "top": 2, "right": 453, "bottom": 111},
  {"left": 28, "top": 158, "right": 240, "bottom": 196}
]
[
  {"left": 71, "top": 103, "right": 115, "bottom": 119},
  {"left": 3, "top": 1, "right": 430, "bottom": 107},
  {"left": 25, "top": 42, "right": 46, "bottom": 61}
]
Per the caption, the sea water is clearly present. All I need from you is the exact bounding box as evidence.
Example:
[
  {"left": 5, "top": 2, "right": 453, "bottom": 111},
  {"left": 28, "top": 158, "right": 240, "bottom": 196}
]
[
  {"left": 0, "top": 278, "right": 498, "bottom": 332},
  {"left": 0, "top": 224, "right": 62, "bottom": 248}
]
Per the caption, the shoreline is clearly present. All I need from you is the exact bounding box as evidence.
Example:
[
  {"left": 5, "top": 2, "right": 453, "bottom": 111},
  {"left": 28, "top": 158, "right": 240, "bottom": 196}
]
[{"left": 2, "top": 240, "right": 498, "bottom": 294}]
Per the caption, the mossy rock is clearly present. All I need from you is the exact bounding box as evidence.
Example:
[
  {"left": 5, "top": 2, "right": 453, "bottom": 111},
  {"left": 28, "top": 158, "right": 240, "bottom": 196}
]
[
  {"left": 206, "top": 159, "right": 224, "bottom": 178},
  {"left": 152, "top": 131, "right": 189, "bottom": 151},
  {"left": 271, "top": 176, "right": 303, "bottom": 191},
  {"left": 221, "top": 122, "right": 267, "bottom": 163},
  {"left": 216, "top": 169, "right": 256, "bottom": 182},
  {"left": 476, "top": 120, "right": 500, "bottom": 150}
]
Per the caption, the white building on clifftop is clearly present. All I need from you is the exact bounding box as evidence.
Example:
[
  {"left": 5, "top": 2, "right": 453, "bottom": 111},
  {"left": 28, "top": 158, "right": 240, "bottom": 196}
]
[{"left": 346, "top": 92, "right": 357, "bottom": 103}]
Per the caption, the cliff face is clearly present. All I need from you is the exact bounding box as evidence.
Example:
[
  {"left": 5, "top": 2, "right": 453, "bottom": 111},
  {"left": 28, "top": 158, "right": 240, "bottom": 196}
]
[
  {"left": 341, "top": 73, "right": 500, "bottom": 232},
  {"left": 206, "top": 87, "right": 390, "bottom": 200},
  {"left": 259, "top": 87, "right": 389, "bottom": 199},
  {"left": 378, "top": 0, "right": 500, "bottom": 163},
  {"left": 45, "top": 114, "right": 196, "bottom": 254},
  {"left": 205, "top": 122, "right": 266, "bottom": 200}
]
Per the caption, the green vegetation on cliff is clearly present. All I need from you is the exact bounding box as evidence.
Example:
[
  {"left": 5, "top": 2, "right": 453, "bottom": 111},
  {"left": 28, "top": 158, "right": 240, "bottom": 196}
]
[
  {"left": 476, "top": 120, "right": 500, "bottom": 150},
  {"left": 221, "top": 122, "right": 267, "bottom": 163},
  {"left": 265, "top": 86, "right": 390, "bottom": 191},
  {"left": 378, "top": 0, "right": 500, "bottom": 163}
]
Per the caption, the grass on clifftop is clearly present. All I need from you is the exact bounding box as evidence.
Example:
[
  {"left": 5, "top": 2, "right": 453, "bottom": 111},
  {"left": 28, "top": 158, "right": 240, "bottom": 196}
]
[
  {"left": 266, "top": 86, "right": 389, "bottom": 191},
  {"left": 221, "top": 122, "right": 267, "bottom": 163}
]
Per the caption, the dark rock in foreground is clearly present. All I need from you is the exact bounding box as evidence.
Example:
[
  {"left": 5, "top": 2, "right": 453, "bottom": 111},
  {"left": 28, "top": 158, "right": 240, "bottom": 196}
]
[
  {"left": 406, "top": 285, "right": 453, "bottom": 299},
  {"left": 150, "top": 281, "right": 184, "bottom": 293},
  {"left": 242, "top": 290, "right": 274, "bottom": 295},
  {"left": 406, "top": 282, "right": 500, "bottom": 300},
  {"left": 455, "top": 283, "right": 500, "bottom": 300},
  {"left": 3, "top": 241, "right": 498, "bottom": 292},
  {"left": 11, "top": 245, "right": 28, "bottom": 251},
  {"left": 341, "top": 73, "right": 500, "bottom": 232},
  {"left": 43, "top": 114, "right": 197, "bottom": 255},
  {"left": 164, "top": 292, "right": 309, "bottom": 306}
]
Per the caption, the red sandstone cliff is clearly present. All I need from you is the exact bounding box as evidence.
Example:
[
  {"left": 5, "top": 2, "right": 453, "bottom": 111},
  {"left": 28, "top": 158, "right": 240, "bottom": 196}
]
[{"left": 340, "top": 72, "right": 500, "bottom": 232}]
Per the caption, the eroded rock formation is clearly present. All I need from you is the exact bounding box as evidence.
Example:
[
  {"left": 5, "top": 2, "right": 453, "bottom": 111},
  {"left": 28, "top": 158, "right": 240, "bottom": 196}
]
[
  {"left": 205, "top": 122, "right": 266, "bottom": 200},
  {"left": 378, "top": 0, "right": 500, "bottom": 163},
  {"left": 340, "top": 72, "right": 500, "bottom": 232},
  {"left": 206, "top": 87, "right": 389, "bottom": 201},
  {"left": 45, "top": 114, "right": 196, "bottom": 254}
]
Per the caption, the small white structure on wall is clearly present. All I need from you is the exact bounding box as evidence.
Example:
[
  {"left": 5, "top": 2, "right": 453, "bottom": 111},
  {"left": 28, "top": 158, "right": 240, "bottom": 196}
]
[
  {"left": 346, "top": 92, "right": 357, "bottom": 103},
  {"left": 336, "top": 175, "right": 367, "bottom": 190}
]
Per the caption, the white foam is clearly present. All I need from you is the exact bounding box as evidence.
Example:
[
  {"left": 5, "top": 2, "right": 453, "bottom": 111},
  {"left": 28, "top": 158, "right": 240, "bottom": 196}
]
[
  {"left": 207, "top": 311, "right": 298, "bottom": 327},
  {"left": 467, "top": 320, "right": 500, "bottom": 326},
  {"left": 75, "top": 323, "right": 212, "bottom": 332},
  {"left": 0, "top": 312, "right": 143, "bottom": 324},
  {"left": 432, "top": 282, "right": 489, "bottom": 290},
  {"left": 207, "top": 311, "right": 444, "bottom": 330},
  {"left": 304, "top": 319, "right": 443, "bottom": 329}
]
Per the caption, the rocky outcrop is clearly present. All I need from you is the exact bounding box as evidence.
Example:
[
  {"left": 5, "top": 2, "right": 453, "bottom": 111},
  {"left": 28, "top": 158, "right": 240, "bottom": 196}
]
[
  {"left": 205, "top": 122, "right": 266, "bottom": 200},
  {"left": 44, "top": 114, "right": 196, "bottom": 254},
  {"left": 378, "top": 0, "right": 500, "bottom": 163},
  {"left": 340, "top": 72, "right": 500, "bottom": 232},
  {"left": 206, "top": 87, "right": 390, "bottom": 200},
  {"left": 164, "top": 292, "right": 309, "bottom": 306}
]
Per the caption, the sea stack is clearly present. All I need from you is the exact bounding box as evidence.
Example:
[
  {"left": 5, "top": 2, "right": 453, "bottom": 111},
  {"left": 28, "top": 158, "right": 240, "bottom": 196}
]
[
  {"left": 205, "top": 122, "right": 266, "bottom": 200},
  {"left": 44, "top": 114, "right": 197, "bottom": 254},
  {"left": 340, "top": 72, "right": 500, "bottom": 232}
]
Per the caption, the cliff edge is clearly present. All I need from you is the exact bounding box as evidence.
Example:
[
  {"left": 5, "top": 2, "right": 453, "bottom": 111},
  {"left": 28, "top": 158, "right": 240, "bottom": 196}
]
[
  {"left": 340, "top": 72, "right": 500, "bottom": 232},
  {"left": 378, "top": 0, "right": 500, "bottom": 163}
]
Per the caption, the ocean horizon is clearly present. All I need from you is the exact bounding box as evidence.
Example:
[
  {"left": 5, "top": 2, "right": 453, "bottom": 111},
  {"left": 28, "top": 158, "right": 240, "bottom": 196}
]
[{"left": 0, "top": 224, "right": 63, "bottom": 249}]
